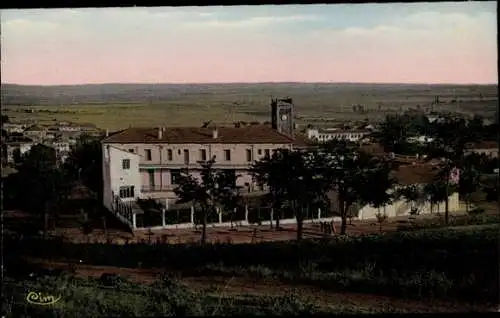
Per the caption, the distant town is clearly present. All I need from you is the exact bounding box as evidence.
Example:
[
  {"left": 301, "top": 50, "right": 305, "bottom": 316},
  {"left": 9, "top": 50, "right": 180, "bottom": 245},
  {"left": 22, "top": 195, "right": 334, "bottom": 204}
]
[{"left": 2, "top": 119, "right": 102, "bottom": 165}]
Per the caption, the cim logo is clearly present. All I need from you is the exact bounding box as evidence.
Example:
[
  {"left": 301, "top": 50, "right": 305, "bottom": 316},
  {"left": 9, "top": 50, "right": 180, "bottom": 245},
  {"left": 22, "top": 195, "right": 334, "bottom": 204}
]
[{"left": 26, "top": 291, "right": 61, "bottom": 305}]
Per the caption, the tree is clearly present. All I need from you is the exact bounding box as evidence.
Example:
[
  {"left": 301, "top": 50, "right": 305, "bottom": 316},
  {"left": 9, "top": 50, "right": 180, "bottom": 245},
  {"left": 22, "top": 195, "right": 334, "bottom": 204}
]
[
  {"left": 374, "top": 114, "right": 415, "bottom": 153},
  {"left": 252, "top": 148, "right": 333, "bottom": 241},
  {"left": 459, "top": 156, "right": 481, "bottom": 212},
  {"left": 64, "top": 135, "right": 103, "bottom": 201},
  {"left": 12, "top": 148, "right": 23, "bottom": 164},
  {"left": 277, "top": 150, "right": 307, "bottom": 240},
  {"left": 251, "top": 141, "right": 394, "bottom": 238},
  {"left": 1, "top": 114, "right": 9, "bottom": 125},
  {"left": 375, "top": 212, "right": 388, "bottom": 232},
  {"left": 359, "top": 160, "right": 396, "bottom": 217},
  {"left": 397, "top": 184, "right": 423, "bottom": 217},
  {"left": 216, "top": 171, "right": 244, "bottom": 228},
  {"left": 426, "top": 117, "right": 469, "bottom": 224},
  {"left": 423, "top": 181, "right": 449, "bottom": 216},
  {"left": 251, "top": 148, "right": 328, "bottom": 240},
  {"left": 467, "top": 115, "right": 485, "bottom": 141},
  {"left": 251, "top": 150, "right": 289, "bottom": 230},
  {"left": 137, "top": 198, "right": 164, "bottom": 228},
  {"left": 319, "top": 140, "right": 394, "bottom": 235},
  {"left": 16, "top": 144, "right": 71, "bottom": 238},
  {"left": 174, "top": 156, "right": 239, "bottom": 244}
]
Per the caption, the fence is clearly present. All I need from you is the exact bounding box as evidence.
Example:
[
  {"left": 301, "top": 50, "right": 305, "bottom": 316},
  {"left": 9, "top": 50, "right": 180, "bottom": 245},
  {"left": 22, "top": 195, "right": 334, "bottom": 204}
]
[
  {"left": 134, "top": 202, "right": 340, "bottom": 231},
  {"left": 110, "top": 193, "right": 135, "bottom": 229}
]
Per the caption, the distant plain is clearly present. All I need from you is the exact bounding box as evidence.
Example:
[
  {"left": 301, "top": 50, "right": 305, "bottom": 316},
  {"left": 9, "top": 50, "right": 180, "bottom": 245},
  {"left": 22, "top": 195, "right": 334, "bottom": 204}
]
[{"left": 2, "top": 83, "right": 497, "bottom": 130}]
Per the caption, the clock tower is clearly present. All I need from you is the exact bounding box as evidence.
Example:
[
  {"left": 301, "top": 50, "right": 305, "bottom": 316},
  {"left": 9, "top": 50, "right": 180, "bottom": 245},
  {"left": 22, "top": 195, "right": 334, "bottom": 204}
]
[{"left": 271, "top": 97, "right": 294, "bottom": 136}]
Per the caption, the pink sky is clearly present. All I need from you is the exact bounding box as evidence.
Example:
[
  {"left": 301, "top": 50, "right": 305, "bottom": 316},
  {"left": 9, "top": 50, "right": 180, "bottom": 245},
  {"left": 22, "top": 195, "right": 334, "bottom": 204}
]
[{"left": 1, "top": 5, "right": 497, "bottom": 85}]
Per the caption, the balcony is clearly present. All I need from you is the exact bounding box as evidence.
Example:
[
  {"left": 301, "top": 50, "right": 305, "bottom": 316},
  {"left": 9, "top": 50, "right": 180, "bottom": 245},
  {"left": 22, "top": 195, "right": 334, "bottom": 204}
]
[
  {"left": 139, "top": 162, "right": 253, "bottom": 170},
  {"left": 141, "top": 184, "right": 268, "bottom": 196},
  {"left": 141, "top": 185, "right": 176, "bottom": 193}
]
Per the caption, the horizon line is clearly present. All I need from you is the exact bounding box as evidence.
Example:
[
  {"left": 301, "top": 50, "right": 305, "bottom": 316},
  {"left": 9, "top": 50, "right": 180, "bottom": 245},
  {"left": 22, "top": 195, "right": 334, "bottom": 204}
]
[{"left": 2, "top": 81, "right": 498, "bottom": 87}]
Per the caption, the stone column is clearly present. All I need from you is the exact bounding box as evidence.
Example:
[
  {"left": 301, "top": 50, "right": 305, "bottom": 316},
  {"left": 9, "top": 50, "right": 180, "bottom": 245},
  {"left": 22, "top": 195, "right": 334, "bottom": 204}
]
[
  {"left": 318, "top": 208, "right": 321, "bottom": 219},
  {"left": 245, "top": 204, "right": 249, "bottom": 222},
  {"left": 218, "top": 207, "right": 222, "bottom": 224},
  {"left": 190, "top": 205, "right": 195, "bottom": 224}
]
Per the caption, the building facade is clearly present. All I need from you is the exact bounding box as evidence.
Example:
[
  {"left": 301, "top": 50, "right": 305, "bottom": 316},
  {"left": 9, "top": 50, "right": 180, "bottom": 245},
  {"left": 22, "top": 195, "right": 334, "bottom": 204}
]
[
  {"left": 101, "top": 125, "right": 296, "bottom": 207},
  {"left": 464, "top": 141, "right": 498, "bottom": 158},
  {"left": 5, "top": 135, "right": 34, "bottom": 163},
  {"left": 2, "top": 122, "right": 27, "bottom": 134},
  {"left": 306, "top": 128, "right": 370, "bottom": 143}
]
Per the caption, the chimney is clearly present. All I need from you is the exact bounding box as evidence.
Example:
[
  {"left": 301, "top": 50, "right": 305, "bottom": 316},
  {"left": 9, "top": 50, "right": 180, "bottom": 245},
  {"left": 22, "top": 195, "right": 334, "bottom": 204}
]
[
  {"left": 212, "top": 128, "right": 218, "bottom": 139},
  {"left": 158, "top": 127, "right": 163, "bottom": 139},
  {"left": 105, "top": 129, "right": 109, "bottom": 137}
]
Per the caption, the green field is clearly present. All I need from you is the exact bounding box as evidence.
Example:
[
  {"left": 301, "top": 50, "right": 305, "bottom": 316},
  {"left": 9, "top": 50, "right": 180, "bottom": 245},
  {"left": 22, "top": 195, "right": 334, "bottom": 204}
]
[{"left": 2, "top": 83, "right": 498, "bottom": 130}]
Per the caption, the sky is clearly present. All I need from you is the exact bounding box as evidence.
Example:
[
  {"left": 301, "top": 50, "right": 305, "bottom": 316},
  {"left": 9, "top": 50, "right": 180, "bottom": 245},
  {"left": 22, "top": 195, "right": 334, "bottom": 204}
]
[{"left": 1, "top": 3, "right": 497, "bottom": 85}]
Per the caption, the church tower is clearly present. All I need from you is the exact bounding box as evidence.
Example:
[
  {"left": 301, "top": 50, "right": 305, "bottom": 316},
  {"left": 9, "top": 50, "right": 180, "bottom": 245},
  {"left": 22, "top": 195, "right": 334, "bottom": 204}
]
[{"left": 271, "top": 97, "right": 294, "bottom": 136}]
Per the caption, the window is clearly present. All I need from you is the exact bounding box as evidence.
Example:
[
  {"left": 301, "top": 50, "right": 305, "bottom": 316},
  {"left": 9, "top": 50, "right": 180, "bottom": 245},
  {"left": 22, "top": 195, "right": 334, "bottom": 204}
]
[
  {"left": 257, "top": 149, "right": 262, "bottom": 155},
  {"left": 170, "top": 170, "right": 181, "bottom": 185},
  {"left": 148, "top": 169, "right": 155, "bottom": 188},
  {"left": 246, "top": 149, "right": 252, "bottom": 162},
  {"left": 119, "top": 186, "right": 135, "bottom": 198},
  {"left": 167, "top": 149, "right": 173, "bottom": 161},
  {"left": 128, "top": 149, "right": 135, "bottom": 153},
  {"left": 264, "top": 149, "right": 270, "bottom": 158},
  {"left": 224, "top": 149, "right": 231, "bottom": 161},
  {"left": 183, "top": 149, "right": 190, "bottom": 164},
  {"left": 122, "top": 159, "right": 130, "bottom": 170},
  {"left": 226, "top": 169, "right": 236, "bottom": 186},
  {"left": 200, "top": 149, "right": 207, "bottom": 161},
  {"left": 145, "top": 149, "right": 152, "bottom": 161}
]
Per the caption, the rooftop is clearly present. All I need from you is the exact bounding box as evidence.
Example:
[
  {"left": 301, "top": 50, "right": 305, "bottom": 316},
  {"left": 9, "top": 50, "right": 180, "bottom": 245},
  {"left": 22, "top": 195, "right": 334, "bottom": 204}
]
[
  {"left": 102, "top": 125, "right": 299, "bottom": 145},
  {"left": 6, "top": 135, "right": 34, "bottom": 144},
  {"left": 360, "top": 143, "right": 386, "bottom": 157},
  {"left": 314, "top": 128, "right": 371, "bottom": 134},
  {"left": 392, "top": 164, "right": 439, "bottom": 185},
  {"left": 466, "top": 141, "right": 498, "bottom": 150},
  {"left": 25, "top": 125, "right": 46, "bottom": 132}
]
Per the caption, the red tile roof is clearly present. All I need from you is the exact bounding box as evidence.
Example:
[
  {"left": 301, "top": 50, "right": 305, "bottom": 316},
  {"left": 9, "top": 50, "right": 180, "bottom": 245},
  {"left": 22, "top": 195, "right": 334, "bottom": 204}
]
[
  {"left": 292, "top": 133, "right": 315, "bottom": 148},
  {"left": 392, "top": 164, "right": 439, "bottom": 185},
  {"left": 25, "top": 125, "right": 46, "bottom": 132},
  {"left": 102, "top": 125, "right": 297, "bottom": 144},
  {"left": 360, "top": 143, "right": 386, "bottom": 156},
  {"left": 466, "top": 141, "right": 498, "bottom": 150}
]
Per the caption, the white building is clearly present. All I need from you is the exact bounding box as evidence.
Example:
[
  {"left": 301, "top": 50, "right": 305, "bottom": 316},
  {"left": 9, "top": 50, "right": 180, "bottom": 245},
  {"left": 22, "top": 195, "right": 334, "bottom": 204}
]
[
  {"left": 2, "top": 122, "right": 27, "bottom": 134},
  {"left": 406, "top": 135, "right": 434, "bottom": 144},
  {"left": 102, "top": 145, "right": 142, "bottom": 207},
  {"left": 4, "top": 135, "right": 34, "bottom": 163},
  {"left": 102, "top": 145, "right": 142, "bottom": 228},
  {"left": 357, "top": 163, "right": 460, "bottom": 220},
  {"left": 307, "top": 128, "right": 370, "bottom": 143},
  {"left": 49, "top": 141, "right": 72, "bottom": 162}
]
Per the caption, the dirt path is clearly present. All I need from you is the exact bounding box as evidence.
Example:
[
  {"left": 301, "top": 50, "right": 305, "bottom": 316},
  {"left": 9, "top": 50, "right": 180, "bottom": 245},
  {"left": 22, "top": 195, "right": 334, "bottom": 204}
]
[{"left": 25, "top": 258, "right": 492, "bottom": 313}]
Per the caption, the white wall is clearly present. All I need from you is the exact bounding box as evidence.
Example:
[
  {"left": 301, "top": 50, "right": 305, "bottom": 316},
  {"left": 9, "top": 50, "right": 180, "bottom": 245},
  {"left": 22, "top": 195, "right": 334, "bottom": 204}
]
[
  {"left": 102, "top": 145, "right": 141, "bottom": 206},
  {"left": 358, "top": 192, "right": 460, "bottom": 220},
  {"left": 306, "top": 128, "right": 367, "bottom": 143},
  {"left": 20, "top": 143, "right": 33, "bottom": 156},
  {"left": 6, "top": 143, "right": 34, "bottom": 163},
  {"left": 102, "top": 158, "right": 112, "bottom": 211}
]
